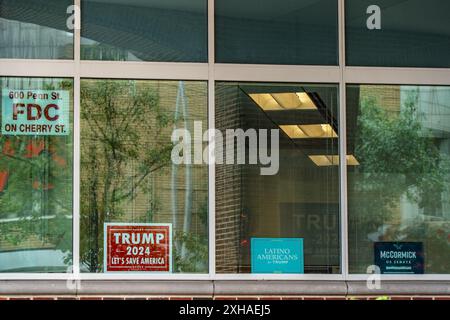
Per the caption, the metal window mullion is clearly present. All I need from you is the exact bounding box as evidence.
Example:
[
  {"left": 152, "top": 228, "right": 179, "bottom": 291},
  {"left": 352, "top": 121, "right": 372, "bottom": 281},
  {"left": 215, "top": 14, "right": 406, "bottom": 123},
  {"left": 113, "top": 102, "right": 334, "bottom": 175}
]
[
  {"left": 207, "top": 0, "right": 216, "bottom": 279},
  {"left": 338, "top": 0, "right": 349, "bottom": 279},
  {"left": 72, "top": 0, "right": 81, "bottom": 277}
]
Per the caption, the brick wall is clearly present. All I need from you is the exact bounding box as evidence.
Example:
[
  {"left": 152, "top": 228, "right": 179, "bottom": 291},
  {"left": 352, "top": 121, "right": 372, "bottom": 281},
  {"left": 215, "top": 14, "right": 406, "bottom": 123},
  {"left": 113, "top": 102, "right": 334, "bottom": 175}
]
[{"left": 215, "top": 84, "right": 243, "bottom": 273}]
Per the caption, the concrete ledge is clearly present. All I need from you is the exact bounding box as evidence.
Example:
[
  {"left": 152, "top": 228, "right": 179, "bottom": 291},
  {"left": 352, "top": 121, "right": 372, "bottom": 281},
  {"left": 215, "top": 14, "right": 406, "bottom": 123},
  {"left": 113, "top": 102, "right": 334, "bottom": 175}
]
[
  {"left": 0, "top": 280, "right": 449, "bottom": 297},
  {"left": 347, "top": 281, "right": 450, "bottom": 296},
  {"left": 0, "top": 280, "right": 76, "bottom": 296},
  {"left": 213, "top": 281, "right": 347, "bottom": 296}
]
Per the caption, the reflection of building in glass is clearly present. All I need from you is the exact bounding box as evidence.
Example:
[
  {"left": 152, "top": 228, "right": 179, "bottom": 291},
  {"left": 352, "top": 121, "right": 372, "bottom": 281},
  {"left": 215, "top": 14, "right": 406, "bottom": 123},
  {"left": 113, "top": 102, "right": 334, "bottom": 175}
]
[{"left": 0, "top": 0, "right": 74, "bottom": 59}]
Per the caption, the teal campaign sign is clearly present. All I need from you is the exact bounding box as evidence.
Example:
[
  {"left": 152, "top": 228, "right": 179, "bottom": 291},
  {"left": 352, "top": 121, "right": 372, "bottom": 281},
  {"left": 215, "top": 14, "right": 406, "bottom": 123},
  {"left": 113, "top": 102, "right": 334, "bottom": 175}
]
[
  {"left": 2, "top": 89, "right": 70, "bottom": 136},
  {"left": 251, "top": 238, "right": 304, "bottom": 274}
]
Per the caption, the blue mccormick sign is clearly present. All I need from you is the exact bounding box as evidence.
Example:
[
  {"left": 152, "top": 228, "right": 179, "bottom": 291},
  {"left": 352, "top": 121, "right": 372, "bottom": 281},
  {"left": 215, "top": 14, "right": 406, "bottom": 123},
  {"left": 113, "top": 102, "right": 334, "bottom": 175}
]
[
  {"left": 251, "top": 238, "right": 304, "bottom": 274},
  {"left": 374, "top": 242, "right": 424, "bottom": 274}
]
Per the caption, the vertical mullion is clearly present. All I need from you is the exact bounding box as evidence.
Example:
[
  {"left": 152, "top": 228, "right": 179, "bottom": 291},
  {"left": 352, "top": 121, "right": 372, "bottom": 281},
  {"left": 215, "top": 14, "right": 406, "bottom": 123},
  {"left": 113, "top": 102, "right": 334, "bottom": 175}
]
[
  {"left": 207, "top": 0, "right": 216, "bottom": 278},
  {"left": 338, "top": 0, "right": 349, "bottom": 279},
  {"left": 72, "top": 0, "right": 81, "bottom": 276}
]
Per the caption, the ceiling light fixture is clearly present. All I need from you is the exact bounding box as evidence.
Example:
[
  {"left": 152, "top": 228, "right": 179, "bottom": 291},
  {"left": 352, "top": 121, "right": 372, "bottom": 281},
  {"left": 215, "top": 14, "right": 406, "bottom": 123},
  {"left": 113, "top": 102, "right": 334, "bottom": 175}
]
[
  {"left": 308, "top": 155, "right": 359, "bottom": 166},
  {"left": 249, "top": 92, "right": 317, "bottom": 111},
  {"left": 280, "top": 124, "right": 337, "bottom": 139}
]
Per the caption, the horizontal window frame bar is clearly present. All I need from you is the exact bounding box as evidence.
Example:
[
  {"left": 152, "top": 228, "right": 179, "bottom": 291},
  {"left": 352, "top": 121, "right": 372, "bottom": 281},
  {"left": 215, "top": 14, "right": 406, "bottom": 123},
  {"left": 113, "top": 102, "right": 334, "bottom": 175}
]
[
  {"left": 0, "top": 60, "right": 209, "bottom": 80},
  {"left": 347, "top": 274, "right": 450, "bottom": 281},
  {"left": 0, "top": 59, "right": 76, "bottom": 77},
  {"left": 2, "top": 60, "right": 450, "bottom": 86},
  {"left": 214, "top": 64, "right": 341, "bottom": 83},
  {"left": 345, "top": 67, "right": 450, "bottom": 85},
  {"left": 211, "top": 274, "right": 345, "bottom": 281},
  {"left": 79, "top": 61, "right": 209, "bottom": 80},
  {"left": 0, "top": 274, "right": 449, "bottom": 281},
  {"left": 0, "top": 273, "right": 344, "bottom": 281}
]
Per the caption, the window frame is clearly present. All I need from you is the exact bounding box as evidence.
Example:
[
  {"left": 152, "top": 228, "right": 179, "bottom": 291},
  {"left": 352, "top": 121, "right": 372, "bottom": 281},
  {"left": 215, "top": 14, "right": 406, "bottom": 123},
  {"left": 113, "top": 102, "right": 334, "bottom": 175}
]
[{"left": 0, "top": 0, "right": 449, "bottom": 281}]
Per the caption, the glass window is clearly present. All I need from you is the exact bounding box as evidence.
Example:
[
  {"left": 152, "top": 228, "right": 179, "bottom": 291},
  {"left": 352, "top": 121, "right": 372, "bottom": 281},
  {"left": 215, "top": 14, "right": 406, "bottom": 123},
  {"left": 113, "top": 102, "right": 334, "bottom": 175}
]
[
  {"left": 215, "top": 0, "right": 338, "bottom": 65},
  {"left": 0, "top": 77, "right": 73, "bottom": 272},
  {"left": 80, "top": 0, "right": 207, "bottom": 62},
  {"left": 348, "top": 84, "right": 450, "bottom": 274},
  {"left": 346, "top": 0, "right": 450, "bottom": 67},
  {"left": 80, "top": 79, "right": 208, "bottom": 273},
  {"left": 0, "top": 0, "right": 74, "bottom": 59},
  {"left": 215, "top": 82, "right": 341, "bottom": 274}
]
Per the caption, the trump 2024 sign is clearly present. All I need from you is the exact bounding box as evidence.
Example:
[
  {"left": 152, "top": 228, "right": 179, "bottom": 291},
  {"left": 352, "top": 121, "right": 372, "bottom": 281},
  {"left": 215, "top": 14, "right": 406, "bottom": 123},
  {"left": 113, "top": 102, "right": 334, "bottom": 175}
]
[{"left": 104, "top": 223, "right": 172, "bottom": 273}]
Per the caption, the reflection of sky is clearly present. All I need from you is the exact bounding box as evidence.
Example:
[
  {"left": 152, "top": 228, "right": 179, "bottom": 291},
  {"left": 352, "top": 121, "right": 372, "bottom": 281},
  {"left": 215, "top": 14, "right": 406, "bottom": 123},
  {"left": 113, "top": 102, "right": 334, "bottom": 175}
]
[
  {"left": 401, "top": 86, "right": 450, "bottom": 137},
  {"left": 80, "top": 37, "right": 141, "bottom": 61},
  {"left": 83, "top": 0, "right": 205, "bottom": 14},
  {"left": 0, "top": 18, "right": 73, "bottom": 59}
]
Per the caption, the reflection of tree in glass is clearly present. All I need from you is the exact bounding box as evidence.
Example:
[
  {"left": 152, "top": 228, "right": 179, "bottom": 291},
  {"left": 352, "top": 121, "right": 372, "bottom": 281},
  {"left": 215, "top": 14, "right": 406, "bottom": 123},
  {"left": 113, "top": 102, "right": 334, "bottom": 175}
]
[
  {"left": 80, "top": 80, "right": 173, "bottom": 272},
  {"left": 173, "top": 199, "right": 208, "bottom": 273},
  {"left": 350, "top": 89, "right": 450, "bottom": 272}
]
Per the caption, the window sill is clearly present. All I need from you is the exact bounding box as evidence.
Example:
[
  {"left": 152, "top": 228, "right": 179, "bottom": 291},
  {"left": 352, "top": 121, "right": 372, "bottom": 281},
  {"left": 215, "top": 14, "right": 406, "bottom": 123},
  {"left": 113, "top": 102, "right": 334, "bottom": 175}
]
[{"left": 0, "top": 280, "right": 449, "bottom": 297}]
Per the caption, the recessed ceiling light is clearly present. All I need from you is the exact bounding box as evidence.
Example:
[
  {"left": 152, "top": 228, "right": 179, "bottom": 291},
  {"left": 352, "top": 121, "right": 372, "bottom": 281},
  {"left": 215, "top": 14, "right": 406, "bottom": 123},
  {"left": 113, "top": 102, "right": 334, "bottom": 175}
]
[
  {"left": 308, "top": 155, "right": 359, "bottom": 166},
  {"left": 280, "top": 124, "right": 337, "bottom": 139},
  {"left": 249, "top": 92, "right": 317, "bottom": 111},
  {"left": 249, "top": 93, "right": 283, "bottom": 111},
  {"left": 295, "top": 92, "right": 317, "bottom": 110}
]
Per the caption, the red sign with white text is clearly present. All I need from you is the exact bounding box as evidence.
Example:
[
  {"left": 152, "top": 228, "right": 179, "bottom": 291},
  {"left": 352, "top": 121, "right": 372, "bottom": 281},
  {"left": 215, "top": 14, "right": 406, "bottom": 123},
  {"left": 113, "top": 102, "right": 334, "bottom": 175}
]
[{"left": 104, "top": 223, "right": 172, "bottom": 272}]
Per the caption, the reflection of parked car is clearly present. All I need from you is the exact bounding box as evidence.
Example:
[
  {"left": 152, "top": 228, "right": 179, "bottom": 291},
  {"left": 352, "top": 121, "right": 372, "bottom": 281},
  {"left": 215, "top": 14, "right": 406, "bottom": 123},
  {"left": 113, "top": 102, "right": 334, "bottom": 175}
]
[
  {"left": 0, "top": 249, "right": 67, "bottom": 273},
  {"left": 0, "top": 214, "right": 72, "bottom": 272}
]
